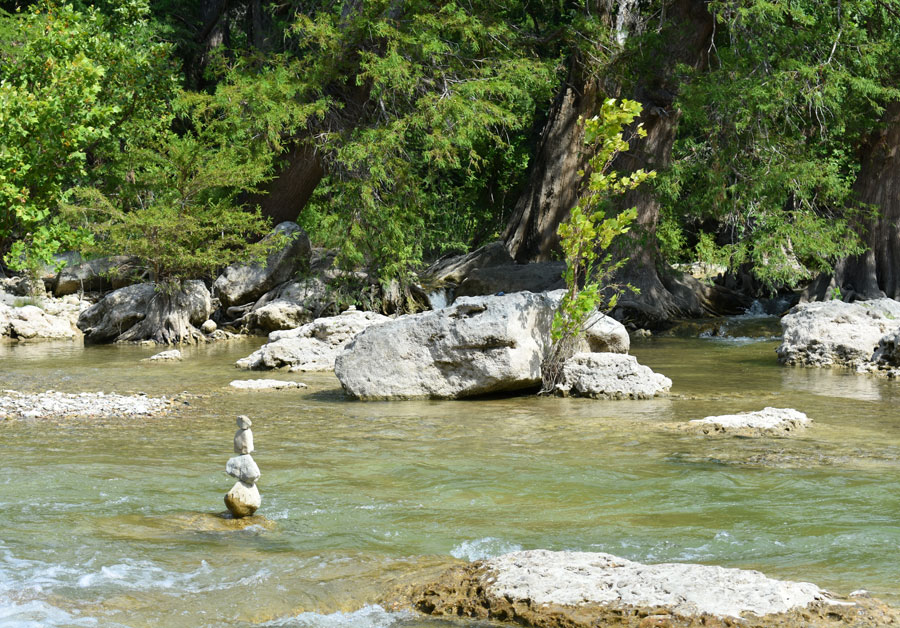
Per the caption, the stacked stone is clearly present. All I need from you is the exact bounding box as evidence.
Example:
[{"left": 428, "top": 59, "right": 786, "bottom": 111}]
[{"left": 224, "top": 415, "right": 261, "bottom": 517}]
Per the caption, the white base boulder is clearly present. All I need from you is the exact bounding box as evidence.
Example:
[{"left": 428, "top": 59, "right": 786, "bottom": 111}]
[
  {"left": 224, "top": 481, "right": 261, "bottom": 518},
  {"left": 555, "top": 353, "right": 671, "bottom": 399},
  {"left": 484, "top": 550, "right": 829, "bottom": 619}
]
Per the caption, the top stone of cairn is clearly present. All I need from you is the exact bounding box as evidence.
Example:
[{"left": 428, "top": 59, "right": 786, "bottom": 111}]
[{"left": 236, "top": 415, "right": 252, "bottom": 429}]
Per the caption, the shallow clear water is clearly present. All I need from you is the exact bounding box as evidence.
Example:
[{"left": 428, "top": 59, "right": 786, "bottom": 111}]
[{"left": 1, "top": 327, "right": 899, "bottom": 627}]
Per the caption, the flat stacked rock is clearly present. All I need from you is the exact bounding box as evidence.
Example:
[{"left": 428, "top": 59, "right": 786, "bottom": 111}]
[{"left": 224, "top": 415, "right": 261, "bottom": 517}]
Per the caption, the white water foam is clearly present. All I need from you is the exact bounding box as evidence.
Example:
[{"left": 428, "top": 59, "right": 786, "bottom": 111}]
[
  {"left": 263, "top": 604, "right": 414, "bottom": 628},
  {"left": 0, "top": 599, "right": 98, "bottom": 627},
  {"left": 450, "top": 537, "right": 522, "bottom": 561}
]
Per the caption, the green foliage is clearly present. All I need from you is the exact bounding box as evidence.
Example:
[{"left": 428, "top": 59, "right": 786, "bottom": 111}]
[
  {"left": 0, "top": 0, "right": 178, "bottom": 278},
  {"left": 63, "top": 104, "right": 279, "bottom": 283},
  {"left": 661, "top": 0, "right": 899, "bottom": 289},
  {"left": 243, "top": 0, "right": 559, "bottom": 280},
  {"left": 543, "top": 99, "right": 655, "bottom": 393}
]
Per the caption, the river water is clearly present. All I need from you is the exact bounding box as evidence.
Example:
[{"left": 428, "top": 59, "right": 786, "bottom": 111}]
[{"left": 1, "top": 317, "right": 899, "bottom": 627}]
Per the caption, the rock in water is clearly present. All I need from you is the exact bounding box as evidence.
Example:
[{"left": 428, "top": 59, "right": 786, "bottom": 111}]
[
  {"left": 224, "top": 481, "right": 261, "bottom": 518},
  {"left": 777, "top": 299, "right": 900, "bottom": 368},
  {"left": 402, "top": 550, "right": 873, "bottom": 626},
  {"left": 234, "top": 427, "right": 254, "bottom": 454},
  {"left": 143, "top": 349, "right": 183, "bottom": 362},
  {"left": 687, "top": 407, "right": 811, "bottom": 436},
  {"left": 334, "top": 291, "right": 628, "bottom": 400},
  {"left": 235, "top": 308, "right": 390, "bottom": 372},
  {"left": 226, "top": 454, "right": 261, "bottom": 484},
  {"left": 555, "top": 353, "right": 671, "bottom": 399},
  {"left": 228, "top": 379, "right": 308, "bottom": 390}
]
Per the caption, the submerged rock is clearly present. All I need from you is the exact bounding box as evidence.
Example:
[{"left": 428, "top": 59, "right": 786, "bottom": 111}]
[
  {"left": 777, "top": 299, "right": 900, "bottom": 369},
  {"left": 555, "top": 353, "right": 671, "bottom": 399},
  {"left": 685, "top": 407, "right": 811, "bottom": 436},
  {"left": 228, "top": 379, "right": 308, "bottom": 390},
  {"left": 400, "top": 549, "right": 896, "bottom": 628},
  {"left": 236, "top": 308, "right": 389, "bottom": 372},
  {"left": 143, "top": 349, "right": 183, "bottom": 362}
]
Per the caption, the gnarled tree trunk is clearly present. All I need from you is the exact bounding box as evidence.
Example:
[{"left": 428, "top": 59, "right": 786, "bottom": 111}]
[
  {"left": 503, "top": 67, "right": 598, "bottom": 262},
  {"left": 246, "top": 141, "right": 325, "bottom": 226},
  {"left": 504, "top": 0, "right": 748, "bottom": 327},
  {"left": 831, "top": 103, "right": 900, "bottom": 300}
]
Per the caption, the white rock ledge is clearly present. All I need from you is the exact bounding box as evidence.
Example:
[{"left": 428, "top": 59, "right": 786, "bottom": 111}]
[
  {"left": 688, "top": 407, "right": 811, "bottom": 435},
  {"left": 0, "top": 390, "right": 170, "bottom": 419},
  {"left": 485, "top": 550, "right": 833, "bottom": 619}
]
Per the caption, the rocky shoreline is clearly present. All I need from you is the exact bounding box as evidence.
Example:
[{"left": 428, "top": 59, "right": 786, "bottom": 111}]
[
  {"left": 0, "top": 390, "right": 173, "bottom": 420},
  {"left": 393, "top": 550, "right": 900, "bottom": 628}
]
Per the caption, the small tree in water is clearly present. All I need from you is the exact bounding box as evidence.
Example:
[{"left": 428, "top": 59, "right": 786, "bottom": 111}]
[{"left": 541, "top": 99, "right": 655, "bottom": 393}]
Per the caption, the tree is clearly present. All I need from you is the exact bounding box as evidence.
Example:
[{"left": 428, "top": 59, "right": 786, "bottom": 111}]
[
  {"left": 0, "top": 1, "right": 178, "bottom": 279},
  {"left": 64, "top": 97, "right": 282, "bottom": 343},
  {"left": 505, "top": 0, "right": 746, "bottom": 327},
  {"left": 662, "top": 0, "right": 900, "bottom": 296},
  {"left": 542, "top": 99, "right": 651, "bottom": 393}
]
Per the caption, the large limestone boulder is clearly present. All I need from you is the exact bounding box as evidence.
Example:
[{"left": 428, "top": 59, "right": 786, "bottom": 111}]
[
  {"left": 236, "top": 308, "right": 389, "bottom": 371},
  {"left": 776, "top": 299, "right": 900, "bottom": 368},
  {"left": 336, "top": 291, "right": 595, "bottom": 400},
  {"left": 53, "top": 255, "right": 141, "bottom": 296},
  {"left": 0, "top": 303, "right": 78, "bottom": 340},
  {"left": 213, "top": 222, "right": 312, "bottom": 308},
  {"left": 402, "top": 550, "right": 885, "bottom": 627},
  {"left": 454, "top": 261, "right": 565, "bottom": 299},
  {"left": 243, "top": 277, "right": 329, "bottom": 332},
  {"left": 555, "top": 352, "right": 671, "bottom": 399}
]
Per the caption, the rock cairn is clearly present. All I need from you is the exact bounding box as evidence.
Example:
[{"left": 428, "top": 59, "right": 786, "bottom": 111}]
[{"left": 224, "top": 415, "right": 261, "bottom": 517}]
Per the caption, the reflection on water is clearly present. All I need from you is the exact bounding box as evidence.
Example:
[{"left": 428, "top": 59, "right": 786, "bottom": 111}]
[{"left": 0, "top": 335, "right": 899, "bottom": 626}]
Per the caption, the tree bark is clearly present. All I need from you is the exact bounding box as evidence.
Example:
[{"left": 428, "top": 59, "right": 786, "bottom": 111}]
[
  {"left": 247, "top": 141, "right": 325, "bottom": 226},
  {"left": 115, "top": 289, "right": 204, "bottom": 344},
  {"left": 832, "top": 102, "right": 900, "bottom": 300},
  {"left": 504, "top": 0, "right": 748, "bottom": 326},
  {"left": 502, "top": 67, "right": 598, "bottom": 262}
]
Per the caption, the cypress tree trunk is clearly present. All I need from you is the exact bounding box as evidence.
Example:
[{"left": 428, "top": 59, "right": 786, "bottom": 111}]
[
  {"left": 504, "top": 0, "right": 748, "bottom": 326},
  {"left": 502, "top": 67, "right": 598, "bottom": 262},
  {"left": 833, "top": 103, "right": 900, "bottom": 300},
  {"left": 115, "top": 285, "right": 206, "bottom": 345},
  {"left": 248, "top": 142, "right": 325, "bottom": 226}
]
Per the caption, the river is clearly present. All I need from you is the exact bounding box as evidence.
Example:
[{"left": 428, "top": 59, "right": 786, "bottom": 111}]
[{"left": 1, "top": 317, "right": 899, "bottom": 627}]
